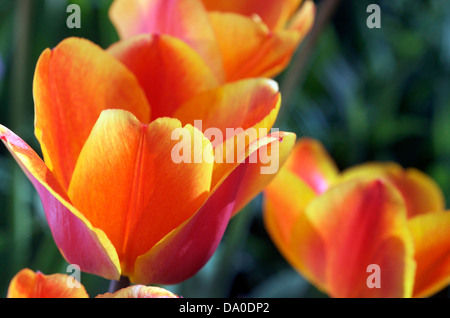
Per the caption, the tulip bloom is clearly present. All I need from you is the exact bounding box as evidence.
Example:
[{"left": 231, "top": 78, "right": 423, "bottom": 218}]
[
  {"left": 109, "top": 0, "right": 315, "bottom": 82},
  {"left": 1, "top": 37, "right": 295, "bottom": 285},
  {"left": 263, "top": 138, "right": 450, "bottom": 297},
  {"left": 7, "top": 269, "right": 178, "bottom": 298}
]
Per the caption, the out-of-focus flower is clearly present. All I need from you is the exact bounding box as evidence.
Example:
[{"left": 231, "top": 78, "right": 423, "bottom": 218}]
[
  {"left": 7, "top": 269, "right": 89, "bottom": 298},
  {"left": 109, "top": 0, "right": 315, "bottom": 82},
  {"left": 0, "top": 37, "right": 295, "bottom": 285},
  {"left": 263, "top": 138, "right": 450, "bottom": 297},
  {"left": 96, "top": 285, "right": 179, "bottom": 298},
  {"left": 7, "top": 268, "right": 179, "bottom": 298}
]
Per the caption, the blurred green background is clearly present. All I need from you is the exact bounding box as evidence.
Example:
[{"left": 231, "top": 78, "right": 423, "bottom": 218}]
[{"left": 0, "top": 0, "right": 449, "bottom": 297}]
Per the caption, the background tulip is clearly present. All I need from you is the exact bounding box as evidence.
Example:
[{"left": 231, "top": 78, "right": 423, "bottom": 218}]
[
  {"left": 264, "top": 138, "right": 450, "bottom": 297},
  {"left": 109, "top": 0, "right": 315, "bottom": 82}
]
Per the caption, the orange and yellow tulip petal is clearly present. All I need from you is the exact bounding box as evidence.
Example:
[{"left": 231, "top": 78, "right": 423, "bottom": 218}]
[
  {"left": 0, "top": 125, "right": 121, "bottom": 280},
  {"left": 408, "top": 212, "right": 450, "bottom": 298},
  {"left": 290, "top": 179, "right": 416, "bottom": 298},
  {"left": 208, "top": 12, "right": 306, "bottom": 81},
  {"left": 263, "top": 168, "right": 317, "bottom": 266},
  {"left": 340, "top": 162, "right": 445, "bottom": 218},
  {"left": 173, "top": 78, "right": 282, "bottom": 191},
  {"left": 67, "top": 109, "right": 214, "bottom": 278},
  {"left": 173, "top": 78, "right": 280, "bottom": 137},
  {"left": 287, "top": 0, "right": 315, "bottom": 33},
  {"left": 284, "top": 138, "right": 339, "bottom": 194},
  {"left": 133, "top": 132, "right": 294, "bottom": 284},
  {"left": 231, "top": 131, "right": 296, "bottom": 216},
  {"left": 108, "top": 34, "right": 219, "bottom": 120},
  {"left": 96, "top": 285, "right": 179, "bottom": 298},
  {"left": 109, "top": 0, "right": 224, "bottom": 81},
  {"left": 201, "top": 0, "right": 302, "bottom": 31},
  {"left": 7, "top": 269, "right": 89, "bottom": 298},
  {"left": 34, "top": 37, "right": 150, "bottom": 190}
]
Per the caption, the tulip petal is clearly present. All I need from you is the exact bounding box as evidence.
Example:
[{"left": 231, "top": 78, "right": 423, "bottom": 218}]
[
  {"left": 201, "top": 0, "right": 302, "bottom": 31},
  {"left": 263, "top": 168, "right": 317, "bottom": 266},
  {"left": 231, "top": 131, "right": 297, "bottom": 216},
  {"left": 290, "top": 179, "right": 415, "bottom": 297},
  {"left": 0, "top": 125, "right": 121, "bottom": 280},
  {"left": 7, "top": 269, "right": 89, "bottom": 298},
  {"left": 67, "top": 109, "right": 214, "bottom": 278},
  {"left": 173, "top": 78, "right": 282, "bottom": 192},
  {"left": 96, "top": 285, "right": 179, "bottom": 298},
  {"left": 287, "top": 0, "right": 316, "bottom": 33},
  {"left": 340, "top": 162, "right": 445, "bottom": 218},
  {"left": 109, "top": 0, "right": 224, "bottom": 81},
  {"left": 108, "top": 34, "right": 219, "bottom": 120},
  {"left": 408, "top": 212, "right": 450, "bottom": 298},
  {"left": 284, "top": 138, "right": 339, "bottom": 194},
  {"left": 34, "top": 37, "right": 150, "bottom": 190},
  {"left": 173, "top": 78, "right": 280, "bottom": 138},
  {"left": 133, "top": 132, "right": 294, "bottom": 284},
  {"left": 208, "top": 11, "right": 308, "bottom": 81}
]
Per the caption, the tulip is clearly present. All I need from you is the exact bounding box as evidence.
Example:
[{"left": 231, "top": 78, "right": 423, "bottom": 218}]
[
  {"left": 1, "top": 37, "right": 295, "bottom": 285},
  {"left": 7, "top": 268, "right": 179, "bottom": 298},
  {"left": 263, "top": 138, "right": 450, "bottom": 297},
  {"left": 109, "top": 0, "right": 316, "bottom": 82}
]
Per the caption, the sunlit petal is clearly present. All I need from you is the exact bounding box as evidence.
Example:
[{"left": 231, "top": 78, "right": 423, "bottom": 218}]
[
  {"left": 67, "top": 109, "right": 214, "bottom": 278},
  {"left": 108, "top": 34, "right": 219, "bottom": 120},
  {"left": 34, "top": 37, "right": 150, "bottom": 190},
  {"left": 133, "top": 132, "right": 294, "bottom": 284}
]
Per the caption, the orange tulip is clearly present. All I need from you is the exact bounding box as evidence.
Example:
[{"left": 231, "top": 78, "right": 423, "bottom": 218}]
[
  {"left": 1, "top": 37, "right": 295, "bottom": 285},
  {"left": 109, "top": 0, "right": 316, "bottom": 82},
  {"left": 263, "top": 138, "right": 450, "bottom": 297},
  {"left": 7, "top": 268, "right": 179, "bottom": 298}
]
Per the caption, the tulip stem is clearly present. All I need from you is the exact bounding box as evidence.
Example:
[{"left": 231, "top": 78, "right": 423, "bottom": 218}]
[{"left": 108, "top": 276, "right": 131, "bottom": 293}]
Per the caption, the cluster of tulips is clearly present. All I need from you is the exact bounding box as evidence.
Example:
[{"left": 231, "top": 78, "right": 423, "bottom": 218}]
[{"left": 2, "top": 0, "right": 449, "bottom": 298}]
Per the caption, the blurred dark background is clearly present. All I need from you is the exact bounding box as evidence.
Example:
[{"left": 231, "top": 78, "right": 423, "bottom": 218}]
[{"left": 0, "top": 0, "right": 448, "bottom": 297}]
